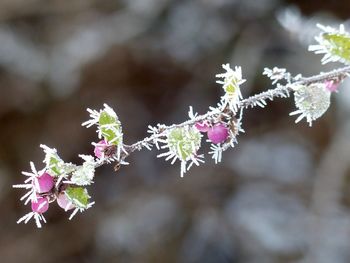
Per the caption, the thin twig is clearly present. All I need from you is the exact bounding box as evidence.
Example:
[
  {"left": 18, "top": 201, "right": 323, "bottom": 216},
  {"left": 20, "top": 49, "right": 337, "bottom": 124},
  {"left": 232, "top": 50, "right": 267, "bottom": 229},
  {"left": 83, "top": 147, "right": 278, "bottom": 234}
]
[{"left": 98, "top": 65, "right": 350, "bottom": 168}]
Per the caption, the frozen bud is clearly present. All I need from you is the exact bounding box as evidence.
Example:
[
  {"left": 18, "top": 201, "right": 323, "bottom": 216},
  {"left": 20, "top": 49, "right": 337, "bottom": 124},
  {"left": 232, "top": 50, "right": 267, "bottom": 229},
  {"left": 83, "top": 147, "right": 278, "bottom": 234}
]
[
  {"left": 325, "top": 80, "right": 339, "bottom": 92},
  {"left": 31, "top": 197, "right": 49, "bottom": 214},
  {"left": 207, "top": 123, "right": 229, "bottom": 144},
  {"left": 35, "top": 172, "right": 54, "bottom": 193},
  {"left": 195, "top": 121, "right": 210, "bottom": 132},
  {"left": 57, "top": 193, "right": 75, "bottom": 211},
  {"left": 94, "top": 140, "right": 108, "bottom": 158}
]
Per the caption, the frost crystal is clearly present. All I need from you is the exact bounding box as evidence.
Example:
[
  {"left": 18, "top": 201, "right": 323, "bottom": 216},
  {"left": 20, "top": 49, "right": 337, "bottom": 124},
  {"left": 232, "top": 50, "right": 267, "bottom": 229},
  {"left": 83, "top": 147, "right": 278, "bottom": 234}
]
[
  {"left": 216, "top": 64, "right": 246, "bottom": 112},
  {"left": 263, "top": 67, "right": 290, "bottom": 84},
  {"left": 13, "top": 162, "right": 45, "bottom": 205},
  {"left": 16, "top": 211, "right": 47, "bottom": 228},
  {"left": 70, "top": 155, "right": 96, "bottom": 185},
  {"left": 289, "top": 83, "right": 331, "bottom": 126},
  {"left": 188, "top": 106, "right": 198, "bottom": 120},
  {"left": 209, "top": 144, "right": 224, "bottom": 164}
]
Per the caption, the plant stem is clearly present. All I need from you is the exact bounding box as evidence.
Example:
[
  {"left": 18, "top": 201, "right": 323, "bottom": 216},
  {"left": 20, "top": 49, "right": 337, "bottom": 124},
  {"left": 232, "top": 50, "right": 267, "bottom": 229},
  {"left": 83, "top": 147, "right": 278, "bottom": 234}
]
[{"left": 99, "top": 65, "right": 350, "bottom": 167}]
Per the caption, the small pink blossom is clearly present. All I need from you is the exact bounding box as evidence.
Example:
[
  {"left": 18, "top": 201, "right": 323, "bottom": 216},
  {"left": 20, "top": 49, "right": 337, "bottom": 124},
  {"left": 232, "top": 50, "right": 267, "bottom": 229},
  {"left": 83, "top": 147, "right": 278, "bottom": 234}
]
[
  {"left": 207, "top": 123, "right": 229, "bottom": 144},
  {"left": 325, "top": 80, "right": 339, "bottom": 92},
  {"left": 94, "top": 140, "right": 108, "bottom": 158},
  {"left": 57, "top": 193, "right": 75, "bottom": 211},
  {"left": 35, "top": 172, "right": 54, "bottom": 193},
  {"left": 31, "top": 196, "right": 49, "bottom": 214},
  {"left": 195, "top": 121, "right": 210, "bottom": 132}
]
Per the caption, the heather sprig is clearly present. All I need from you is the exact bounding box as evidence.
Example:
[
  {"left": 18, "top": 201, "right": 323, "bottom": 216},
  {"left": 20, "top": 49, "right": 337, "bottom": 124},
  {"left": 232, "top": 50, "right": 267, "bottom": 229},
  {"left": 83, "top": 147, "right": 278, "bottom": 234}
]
[{"left": 13, "top": 24, "right": 350, "bottom": 228}]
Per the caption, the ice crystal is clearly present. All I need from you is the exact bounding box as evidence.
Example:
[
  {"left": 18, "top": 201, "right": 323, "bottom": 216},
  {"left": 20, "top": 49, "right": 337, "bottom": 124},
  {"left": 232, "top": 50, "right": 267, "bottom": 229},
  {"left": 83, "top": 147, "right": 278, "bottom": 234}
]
[
  {"left": 263, "top": 67, "right": 291, "bottom": 84},
  {"left": 209, "top": 144, "right": 224, "bottom": 164},
  {"left": 16, "top": 210, "right": 47, "bottom": 228},
  {"left": 70, "top": 155, "right": 96, "bottom": 186},
  {"left": 13, "top": 162, "right": 45, "bottom": 205}
]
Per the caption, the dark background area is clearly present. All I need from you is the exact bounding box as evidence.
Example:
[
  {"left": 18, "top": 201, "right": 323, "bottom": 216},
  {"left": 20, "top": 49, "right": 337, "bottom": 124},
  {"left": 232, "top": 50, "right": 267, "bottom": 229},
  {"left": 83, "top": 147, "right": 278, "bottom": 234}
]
[{"left": 1, "top": 0, "right": 350, "bottom": 262}]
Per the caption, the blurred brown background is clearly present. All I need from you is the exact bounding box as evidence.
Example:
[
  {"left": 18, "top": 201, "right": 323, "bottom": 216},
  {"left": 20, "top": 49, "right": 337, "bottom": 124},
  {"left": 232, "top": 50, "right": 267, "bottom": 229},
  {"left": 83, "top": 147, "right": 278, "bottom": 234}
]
[{"left": 1, "top": 0, "right": 350, "bottom": 262}]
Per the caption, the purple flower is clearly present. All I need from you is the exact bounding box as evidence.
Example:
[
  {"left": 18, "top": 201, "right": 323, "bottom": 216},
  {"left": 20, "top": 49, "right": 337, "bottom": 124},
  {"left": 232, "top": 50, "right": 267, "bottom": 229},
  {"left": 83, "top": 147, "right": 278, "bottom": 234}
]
[
  {"left": 325, "top": 80, "right": 339, "bottom": 92},
  {"left": 195, "top": 121, "right": 210, "bottom": 132},
  {"left": 31, "top": 197, "right": 49, "bottom": 214},
  {"left": 57, "top": 193, "right": 75, "bottom": 211},
  {"left": 207, "top": 123, "right": 229, "bottom": 144},
  {"left": 34, "top": 172, "right": 54, "bottom": 193},
  {"left": 94, "top": 140, "right": 108, "bottom": 158}
]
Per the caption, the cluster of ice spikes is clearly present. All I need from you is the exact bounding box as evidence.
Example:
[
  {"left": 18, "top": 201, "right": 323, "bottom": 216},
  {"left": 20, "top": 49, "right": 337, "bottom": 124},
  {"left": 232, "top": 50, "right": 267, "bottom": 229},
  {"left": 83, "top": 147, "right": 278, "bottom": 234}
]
[{"left": 13, "top": 24, "right": 350, "bottom": 228}]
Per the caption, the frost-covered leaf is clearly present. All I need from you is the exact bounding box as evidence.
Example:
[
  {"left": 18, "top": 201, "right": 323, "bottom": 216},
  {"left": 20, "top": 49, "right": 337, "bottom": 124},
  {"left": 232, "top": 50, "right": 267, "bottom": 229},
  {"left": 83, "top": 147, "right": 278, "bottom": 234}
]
[
  {"left": 323, "top": 33, "right": 350, "bottom": 62},
  {"left": 290, "top": 83, "right": 331, "bottom": 126},
  {"left": 309, "top": 24, "right": 350, "bottom": 64},
  {"left": 70, "top": 155, "right": 95, "bottom": 185},
  {"left": 82, "top": 104, "right": 123, "bottom": 146},
  {"left": 65, "top": 186, "right": 90, "bottom": 209},
  {"left": 41, "top": 145, "right": 65, "bottom": 176},
  {"left": 167, "top": 127, "right": 201, "bottom": 161},
  {"left": 216, "top": 64, "right": 246, "bottom": 112},
  {"left": 98, "top": 110, "right": 122, "bottom": 145}
]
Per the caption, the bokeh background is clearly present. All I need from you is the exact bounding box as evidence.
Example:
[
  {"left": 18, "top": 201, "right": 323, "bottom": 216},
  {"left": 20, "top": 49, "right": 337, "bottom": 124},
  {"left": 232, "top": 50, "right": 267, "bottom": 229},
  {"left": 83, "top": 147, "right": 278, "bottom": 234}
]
[{"left": 1, "top": 0, "right": 350, "bottom": 262}]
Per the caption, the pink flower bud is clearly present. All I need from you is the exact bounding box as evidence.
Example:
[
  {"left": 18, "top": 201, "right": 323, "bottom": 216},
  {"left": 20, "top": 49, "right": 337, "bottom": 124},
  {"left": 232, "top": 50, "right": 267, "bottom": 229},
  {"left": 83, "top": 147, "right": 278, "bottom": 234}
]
[
  {"left": 57, "top": 193, "right": 75, "bottom": 211},
  {"left": 207, "top": 123, "right": 229, "bottom": 144},
  {"left": 94, "top": 140, "right": 108, "bottom": 158},
  {"left": 195, "top": 121, "right": 210, "bottom": 132},
  {"left": 325, "top": 80, "right": 339, "bottom": 92},
  {"left": 31, "top": 196, "right": 49, "bottom": 214},
  {"left": 35, "top": 172, "right": 54, "bottom": 193}
]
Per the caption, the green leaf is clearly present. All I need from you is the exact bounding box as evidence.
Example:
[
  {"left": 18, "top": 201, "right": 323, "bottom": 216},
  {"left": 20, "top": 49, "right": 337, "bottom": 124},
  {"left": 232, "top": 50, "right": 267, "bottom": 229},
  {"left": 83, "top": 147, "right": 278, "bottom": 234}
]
[
  {"left": 65, "top": 186, "right": 90, "bottom": 209},
  {"left": 98, "top": 110, "right": 122, "bottom": 145},
  {"left": 49, "top": 156, "right": 61, "bottom": 175},
  {"left": 322, "top": 32, "right": 350, "bottom": 63},
  {"left": 224, "top": 77, "right": 238, "bottom": 94},
  {"left": 99, "top": 111, "right": 116, "bottom": 125},
  {"left": 100, "top": 127, "right": 121, "bottom": 144}
]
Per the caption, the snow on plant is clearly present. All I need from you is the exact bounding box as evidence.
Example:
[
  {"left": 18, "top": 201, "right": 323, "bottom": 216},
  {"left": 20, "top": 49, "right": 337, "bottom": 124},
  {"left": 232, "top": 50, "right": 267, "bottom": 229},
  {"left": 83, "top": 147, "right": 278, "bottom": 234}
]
[
  {"left": 69, "top": 155, "right": 96, "bottom": 186},
  {"left": 216, "top": 64, "right": 246, "bottom": 113},
  {"left": 82, "top": 103, "right": 124, "bottom": 161},
  {"left": 13, "top": 24, "right": 350, "bottom": 228},
  {"left": 289, "top": 83, "right": 331, "bottom": 126},
  {"left": 263, "top": 67, "right": 292, "bottom": 84},
  {"left": 309, "top": 24, "right": 350, "bottom": 64},
  {"left": 157, "top": 126, "right": 204, "bottom": 177}
]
